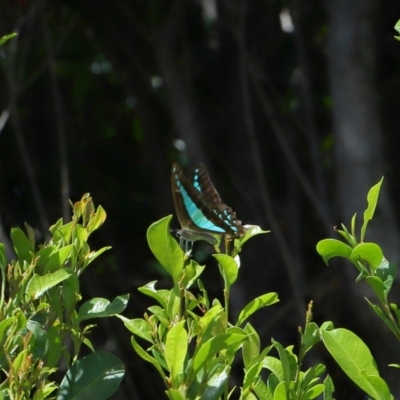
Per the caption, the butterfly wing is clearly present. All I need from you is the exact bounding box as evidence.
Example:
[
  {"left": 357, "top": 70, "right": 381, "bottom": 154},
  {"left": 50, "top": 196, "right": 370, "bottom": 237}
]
[{"left": 171, "top": 162, "right": 245, "bottom": 238}]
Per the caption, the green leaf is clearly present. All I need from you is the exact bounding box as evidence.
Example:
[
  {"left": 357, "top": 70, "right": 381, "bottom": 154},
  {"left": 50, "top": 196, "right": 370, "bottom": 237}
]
[
  {"left": 365, "top": 299, "right": 400, "bottom": 339},
  {"left": 56, "top": 351, "right": 124, "bottom": 400},
  {"left": 11, "top": 227, "right": 34, "bottom": 264},
  {"left": 41, "top": 245, "right": 74, "bottom": 274},
  {"left": 375, "top": 258, "right": 396, "bottom": 295},
  {"left": 242, "top": 362, "right": 263, "bottom": 395},
  {"left": 302, "top": 364, "right": 325, "bottom": 391},
  {"left": 26, "top": 270, "right": 71, "bottom": 299},
  {"left": 242, "top": 323, "right": 260, "bottom": 369},
  {"left": 0, "top": 317, "right": 15, "bottom": 348},
  {"left": 301, "top": 322, "right": 321, "bottom": 355},
  {"left": 45, "top": 326, "right": 63, "bottom": 368},
  {"left": 234, "top": 225, "right": 269, "bottom": 252},
  {"left": 51, "top": 221, "right": 74, "bottom": 244},
  {"left": 323, "top": 375, "right": 335, "bottom": 400},
  {"left": 316, "top": 239, "right": 352, "bottom": 265},
  {"left": 350, "top": 243, "right": 383, "bottom": 270},
  {"left": 0, "top": 33, "right": 17, "bottom": 46},
  {"left": 165, "top": 321, "right": 187, "bottom": 386},
  {"left": 148, "top": 306, "right": 170, "bottom": 326},
  {"left": 147, "top": 216, "right": 184, "bottom": 284},
  {"left": 336, "top": 223, "right": 357, "bottom": 247},
  {"left": 395, "top": 19, "right": 400, "bottom": 34},
  {"left": 24, "top": 222, "right": 36, "bottom": 246},
  {"left": 303, "top": 384, "right": 325, "bottom": 399},
  {"left": 78, "top": 294, "right": 129, "bottom": 322},
  {"left": 27, "top": 320, "right": 48, "bottom": 359},
  {"left": 87, "top": 205, "right": 107, "bottom": 233},
  {"left": 200, "top": 367, "right": 229, "bottom": 400},
  {"left": 214, "top": 254, "right": 239, "bottom": 288},
  {"left": 166, "top": 389, "right": 186, "bottom": 400},
  {"left": 321, "top": 328, "right": 386, "bottom": 398},
  {"left": 272, "top": 341, "right": 295, "bottom": 391},
  {"left": 263, "top": 357, "right": 284, "bottom": 381},
  {"left": 82, "top": 246, "right": 111, "bottom": 270},
  {"left": 138, "top": 281, "right": 168, "bottom": 308},
  {"left": 63, "top": 272, "right": 80, "bottom": 311},
  {"left": 192, "top": 333, "right": 247, "bottom": 374},
  {"left": 117, "top": 316, "right": 153, "bottom": 343},
  {"left": 13, "top": 350, "right": 28, "bottom": 373},
  {"left": 335, "top": 222, "right": 357, "bottom": 248},
  {"left": 361, "top": 177, "right": 383, "bottom": 242},
  {"left": 365, "top": 276, "right": 385, "bottom": 303},
  {"left": 237, "top": 293, "right": 279, "bottom": 326},
  {"left": 180, "top": 259, "right": 205, "bottom": 289},
  {"left": 273, "top": 381, "right": 287, "bottom": 400},
  {"left": 130, "top": 336, "right": 166, "bottom": 382},
  {"left": 254, "top": 379, "right": 273, "bottom": 400},
  {"left": 359, "top": 370, "right": 392, "bottom": 400}
]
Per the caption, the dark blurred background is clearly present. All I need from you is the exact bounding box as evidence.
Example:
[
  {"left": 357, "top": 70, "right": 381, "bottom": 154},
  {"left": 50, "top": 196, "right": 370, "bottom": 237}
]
[{"left": 1, "top": 0, "right": 400, "bottom": 398}]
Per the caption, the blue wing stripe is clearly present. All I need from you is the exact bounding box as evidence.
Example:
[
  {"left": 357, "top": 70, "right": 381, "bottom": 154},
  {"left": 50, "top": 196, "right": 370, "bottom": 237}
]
[{"left": 180, "top": 184, "right": 225, "bottom": 233}]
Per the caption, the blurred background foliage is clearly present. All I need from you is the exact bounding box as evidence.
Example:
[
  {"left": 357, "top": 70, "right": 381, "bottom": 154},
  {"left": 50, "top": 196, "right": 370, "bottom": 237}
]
[{"left": 1, "top": 0, "right": 400, "bottom": 398}]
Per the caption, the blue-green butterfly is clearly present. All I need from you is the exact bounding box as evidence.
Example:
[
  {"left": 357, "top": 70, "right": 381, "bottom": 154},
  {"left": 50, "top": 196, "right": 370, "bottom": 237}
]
[{"left": 171, "top": 162, "right": 245, "bottom": 244}]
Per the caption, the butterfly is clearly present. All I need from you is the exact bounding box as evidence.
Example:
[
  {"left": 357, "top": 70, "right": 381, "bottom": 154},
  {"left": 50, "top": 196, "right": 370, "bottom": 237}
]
[{"left": 171, "top": 162, "right": 245, "bottom": 244}]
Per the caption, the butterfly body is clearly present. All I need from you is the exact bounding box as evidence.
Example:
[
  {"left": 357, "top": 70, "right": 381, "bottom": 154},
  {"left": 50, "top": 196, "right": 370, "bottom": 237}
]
[{"left": 171, "top": 162, "right": 245, "bottom": 239}]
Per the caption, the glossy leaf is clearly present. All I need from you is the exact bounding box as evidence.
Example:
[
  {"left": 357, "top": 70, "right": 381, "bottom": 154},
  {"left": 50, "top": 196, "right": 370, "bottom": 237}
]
[
  {"left": 200, "top": 367, "right": 229, "bottom": 400},
  {"left": 361, "top": 177, "right": 383, "bottom": 242},
  {"left": 147, "top": 216, "right": 184, "bottom": 284},
  {"left": 263, "top": 357, "right": 284, "bottom": 381},
  {"left": 301, "top": 322, "right": 320, "bottom": 355},
  {"left": 359, "top": 371, "right": 392, "bottom": 400},
  {"left": 323, "top": 375, "right": 335, "bottom": 400},
  {"left": 375, "top": 258, "right": 396, "bottom": 295},
  {"left": 165, "top": 321, "right": 187, "bottom": 385},
  {"left": 0, "top": 32, "right": 17, "bottom": 46},
  {"left": 234, "top": 225, "right": 269, "bottom": 252},
  {"left": 46, "top": 326, "right": 63, "bottom": 368},
  {"left": 214, "top": 254, "right": 238, "bottom": 288},
  {"left": 40, "top": 245, "right": 74, "bottom": 274},
  {"left": 242, "top": 323, "right": 260, "bottom": 369},
  {"left": 78, "top": 294, "right": 129, "bottom": 322},
  {"left": 365, "top": 299, "right": 399, "bottom": 339},
  {"left": 118, "top": 316, "right": 153, "bottom": 343},
  {"left": 26, "top": 270, "right": 71, "bottom": 299},
  {"left": 192, "top": 333, "right": 247, "bottom": 374},
  {"left": 321, "top": 328, "right": 388, "bottom": 398},
  {"left": 63, "top": 272, "right": 80, "bottom": 311},
  {"left": 302, "top": 364, "right": 325, "bottom": 392},
  {"left": 11, "top": 227, "right": 34, "bottom": 264},
  {"left": 303, "top": 384, "right": 325, "bottom": 399},
  {"left": 237, "top": 293, "right": 279, "bottom": 326},
  {"left": 87, "top": 205, "right": 107, "bottom": 233},
  {"left": 57, "top": 351, "right": 124, "bottom": 400},
  {"left": 365, "top": 276, "right": 385, "bottom": 303},
  {"left": 82, "top": 247, "right": 111, "bottom": 269},
  {"left": 166, "top": 389, "right": 186, "bottom": 400},
  {"left": 130, "top": 336, "right": 166, "bottom": 382},
  {"left": 243, "top": 362, "right": 263, "bottom": 395},
  {"left": 138, "top": 281, "right": 168, "bottom": 308},
  {"left": 273, "top": 381, "right": 287, "bottom": 400},
  {"left": 254, "top": 379, "right": 272, "bottom": 400},
  {"left": 27, "top": 320, "right": 48, "bottom": 359},
  {"left": 316, "top": 239, "right": 352, "bottom": 265},
  {"left": 350, "top": 243, "right": 383, "bottom": 270}
]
